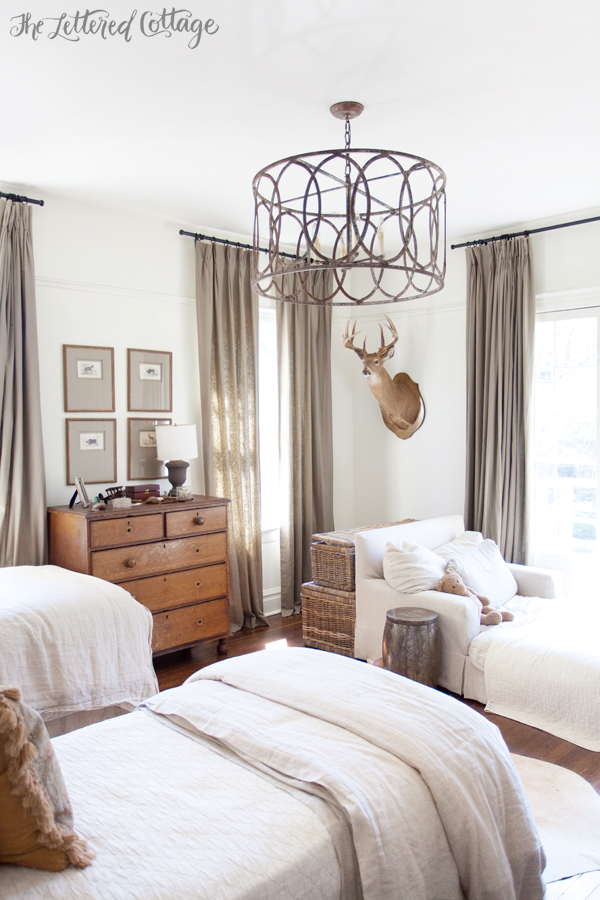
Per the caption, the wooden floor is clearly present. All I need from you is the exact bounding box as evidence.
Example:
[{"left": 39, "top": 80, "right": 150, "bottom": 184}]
[{"left": 154, "top": 613, "right": 600, "bottom": 900}]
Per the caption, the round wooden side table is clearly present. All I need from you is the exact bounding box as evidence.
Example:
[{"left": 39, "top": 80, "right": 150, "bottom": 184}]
[{"left": 382, "top": 607, "right": 441, "bottom": 688}]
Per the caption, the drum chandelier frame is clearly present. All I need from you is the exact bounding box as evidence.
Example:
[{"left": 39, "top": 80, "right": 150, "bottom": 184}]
[{"left": 252, "top": 101, "right": 446, "bottom": 306}]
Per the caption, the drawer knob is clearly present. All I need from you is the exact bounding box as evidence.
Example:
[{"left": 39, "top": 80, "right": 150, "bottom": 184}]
[
  {"left": 126, "top": 558, "right": 136, "bottom": 568},
  {"left": 194, "top": 516, "right": 205, "bottom": 526},
  {"left": 198, "top": 619, "right": 203, "bottom": 626}
]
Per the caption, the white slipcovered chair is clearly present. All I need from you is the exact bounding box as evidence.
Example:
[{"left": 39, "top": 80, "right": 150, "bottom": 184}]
[{"left": 354, "top": 515, "right": 560, "bottom": 699}]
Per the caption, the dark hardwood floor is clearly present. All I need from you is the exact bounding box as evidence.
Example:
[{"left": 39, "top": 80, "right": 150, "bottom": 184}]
[{"left": 154, "top": 614, "right": 600, "bottom": 900}]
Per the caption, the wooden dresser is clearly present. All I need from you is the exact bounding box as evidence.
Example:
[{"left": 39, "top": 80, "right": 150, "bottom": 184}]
[{"left": 48, "top": 495, "right": 230, "bottom": 656}]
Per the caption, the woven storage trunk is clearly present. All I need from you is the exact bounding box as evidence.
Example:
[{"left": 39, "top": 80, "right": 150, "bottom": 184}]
[
  {"left": 311, "top": 519, "right": 414, "bottom": 593},
  {"left": 301, "top": 582, "right": 355, "bottom": 657},
  {"left": 310, "top": 542, "right": 355, "bottom": 592}
]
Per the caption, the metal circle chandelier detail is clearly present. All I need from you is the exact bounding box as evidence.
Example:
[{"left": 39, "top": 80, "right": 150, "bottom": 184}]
[{"left": 252, "top": 101, "right": 446, "bottom": 306}]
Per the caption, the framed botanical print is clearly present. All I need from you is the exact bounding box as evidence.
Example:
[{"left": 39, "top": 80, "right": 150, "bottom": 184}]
[
  {"left": 127, "top": 348, "right": 172, "bottom": 412},
  {"left": 66, "top": 418, "right": 117, "bottom": 484},
  {"left": 127, "top": 417, "right": 171, "bottom": 480},
  {"left": 63, "top": 345, "right": 115, "bottom": 412}
]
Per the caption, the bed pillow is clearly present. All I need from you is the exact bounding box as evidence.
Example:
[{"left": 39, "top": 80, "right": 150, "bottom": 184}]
[
  {"left": 434, "top": 531, "right": 484, "bottom": 560},
  {"left": 383, "top": 540, "right": 447, "bottom": 594},
  {"left": 452, "top": 539, "right": 518, "bottom": 607},
  {"left": 0, "top": 686, "right": 94, "bottom": 871}
]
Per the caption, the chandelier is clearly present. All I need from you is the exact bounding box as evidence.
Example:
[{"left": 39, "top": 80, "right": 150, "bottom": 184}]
[{"left": 252, "top": 101, "right": 446, "bottom": 306}]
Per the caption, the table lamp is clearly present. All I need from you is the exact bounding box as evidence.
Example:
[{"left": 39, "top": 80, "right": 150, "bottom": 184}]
[{"left": 154, "top": 424, "right": 198, "bottom": 497}]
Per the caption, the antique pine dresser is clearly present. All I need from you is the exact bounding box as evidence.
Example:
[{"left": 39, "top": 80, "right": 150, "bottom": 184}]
[{"left": 48, "top": 495, "right": 230, "bottom": 655}]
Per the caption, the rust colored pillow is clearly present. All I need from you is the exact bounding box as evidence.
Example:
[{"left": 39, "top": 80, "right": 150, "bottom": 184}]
[{"left": 0, "top": 686, "right": 94, "bottom": 871}]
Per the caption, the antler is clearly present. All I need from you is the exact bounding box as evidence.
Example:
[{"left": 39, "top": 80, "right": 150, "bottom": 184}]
[
  {"left": 376, "top": 314, "right": 398, "bottom": 360},
  {"left": 343, "top": 320, "right": 365, "bottom": 358}
]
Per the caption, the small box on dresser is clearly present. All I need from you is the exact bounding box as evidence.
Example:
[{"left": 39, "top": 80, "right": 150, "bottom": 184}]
[{"left": 48, "top": 495, "right": 230, "bottom": 656}]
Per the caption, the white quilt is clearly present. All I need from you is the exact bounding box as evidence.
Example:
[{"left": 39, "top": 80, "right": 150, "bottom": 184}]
[
  {"left": 470, "top": 596, "right": 600, "bottom": 751},
  {"left": 0, "top": 710, "right": 344, "bottom": 900},
  {"left": 0, "top": 565, "right": 158, "bottom": 720},
  {"left": 153, "top": 648, "right": 545, "bottom": 900}
]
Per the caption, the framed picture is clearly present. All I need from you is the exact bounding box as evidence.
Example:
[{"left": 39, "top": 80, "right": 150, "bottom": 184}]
[
  {"left": 63, "top": 345, "right": 115, "bottom": 412},
  {"left": 74, "top": 476, "right": 90, "bottom": 508},
  {"left": 127, "top": 349, "right": 172, "bottom": 412},
  {"left": 66, "top": 419, "right": 117, "bottom": 485},
  {"left": 127, "top": 417, "right": 172, "bottom": 480}
]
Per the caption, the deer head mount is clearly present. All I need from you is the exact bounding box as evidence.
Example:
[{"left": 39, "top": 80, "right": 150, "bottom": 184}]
[{"left": 343, "top": 315, "right": 425, "bottom": 440}]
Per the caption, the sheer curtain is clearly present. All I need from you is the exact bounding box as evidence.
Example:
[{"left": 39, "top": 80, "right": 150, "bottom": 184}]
[
  {"left": 0, "top": 199, "right": 46, "bottom": 566},
  {"left": 465, "top": 236, "right": 534, "bottom": 564},
  {"left": 277, "top": 270, "right": 334, "bottom": 615},
  {"left": 195, "top": 242, "right": 266, "bottom": 630}
]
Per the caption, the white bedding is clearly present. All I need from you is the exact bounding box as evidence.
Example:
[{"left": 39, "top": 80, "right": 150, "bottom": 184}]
[
  {"left": 155, "top": 649, "right": 544, "bottom": 900},
  {"left": 0, "top": 648, "right": 545, "bottom": 900},
  {"left": 0, "top": 710, "right": 344, "bottom": 900},
  {"left": 0, "top": 565, "right": 158, "bottom": 722},
  {"left": 469, "top": 596, "right": 600, "bottom": 751}
]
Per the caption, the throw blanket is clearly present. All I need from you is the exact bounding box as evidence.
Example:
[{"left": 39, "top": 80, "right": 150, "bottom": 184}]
[
  {"left": 481, "top": 598, "right": 600, "bottom": 751},
  {"left": 145, "top": 648, "right": 545, "bottom": 900},
  {"left": 0, "top": 565, "right": 158, "bottom": 720}
]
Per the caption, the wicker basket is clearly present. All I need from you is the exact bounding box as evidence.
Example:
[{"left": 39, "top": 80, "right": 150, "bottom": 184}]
[
  {"left": 301, "top": 582, "right": 355, "bottom": 657},
  {"left": 311, "top": 519, "right": 414, "bottom": 592},
  {"left": 310, "top": 542, "right": 355, "bottom": 592}
]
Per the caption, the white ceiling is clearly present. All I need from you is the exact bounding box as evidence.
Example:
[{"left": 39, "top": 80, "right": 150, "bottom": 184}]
[{"left": 2, "top": 0, "right": 599, "bottom": 240}]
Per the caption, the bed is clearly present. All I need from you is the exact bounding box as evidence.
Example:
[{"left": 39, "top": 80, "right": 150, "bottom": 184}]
[
  {"left": 0, "top": 565, "right": 159, "bottom": 736},
  {"left": 354, "top": 515, "right": 600, "bottom": 751},
  {"left": 0, "top": 648, "right": 546, "bottom": 900}
]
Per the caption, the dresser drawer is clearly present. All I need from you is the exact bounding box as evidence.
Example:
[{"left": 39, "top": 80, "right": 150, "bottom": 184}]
[
  {"left": 120, "top": 564, "right": 227, "bottom": 613},
  {"left": 152, "top": 598, "right": 229, "bottom": 654},
  {"left": 91, "top": 532, "right": 227, "bottom": 582},
  {"left": 90, "top": 514, "right": 163, "bottom": 549},
  {"left": 166, "top": 505, "right": 226, "bottom": 537}
]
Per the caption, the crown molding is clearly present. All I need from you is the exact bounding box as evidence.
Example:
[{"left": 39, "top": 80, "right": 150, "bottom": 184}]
[
  {"left": 331, "top": 299, "right": 465, "bottom": 323},
  {"left": 36, "top": 276, "right": 194, "bottom": 306},
  {"left": 535, "top": 284, "right": 600, "bottom": 314}
]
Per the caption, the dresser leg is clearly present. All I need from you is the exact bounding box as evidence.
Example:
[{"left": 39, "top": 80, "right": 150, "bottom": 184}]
[{"left": 217, "top": 637, "right": 229, "bottom": 656}]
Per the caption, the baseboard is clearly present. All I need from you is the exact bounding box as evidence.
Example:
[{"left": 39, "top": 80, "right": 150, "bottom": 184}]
[{"left": 263, "top": 587, "right": 281, "bottom": 617}]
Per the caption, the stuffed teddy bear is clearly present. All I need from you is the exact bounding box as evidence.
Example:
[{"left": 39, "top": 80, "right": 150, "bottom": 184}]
[{"left": 435, "top": 560, "right": 514, "bottom": 626}]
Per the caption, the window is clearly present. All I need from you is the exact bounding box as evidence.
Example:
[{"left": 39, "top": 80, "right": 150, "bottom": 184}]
[
  {"left": 533, "top": 310, "right": 599, "bottom": 594},
  {"left": 258, "top": 305, "right": 280, "bottom": 531}
]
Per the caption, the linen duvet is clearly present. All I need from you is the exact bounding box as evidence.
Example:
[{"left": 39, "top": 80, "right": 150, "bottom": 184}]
[{"left": 0, "top": 648, "right": 546, "bottom": 900}]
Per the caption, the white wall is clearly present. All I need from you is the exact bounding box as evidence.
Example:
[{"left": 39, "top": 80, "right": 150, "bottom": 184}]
[
  {"left": 330, "top": 206, "right": 600, "bottom": 533},
  {"left": 331, "top": 249, "right": 467, "bottom": 528},
  {"left": 0, "top": 185, "right": 285, "bottom": 611},
  {"left": 9, "top": 181, "right": 600, "bottom": 603},
  {"left": 19, "top": 190, "right": 201, "bottom": 507}
]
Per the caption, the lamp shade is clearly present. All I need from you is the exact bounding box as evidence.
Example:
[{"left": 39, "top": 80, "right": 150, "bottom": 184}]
[{"left": 154, "top": 424, "right": 198, "bottom": 461}]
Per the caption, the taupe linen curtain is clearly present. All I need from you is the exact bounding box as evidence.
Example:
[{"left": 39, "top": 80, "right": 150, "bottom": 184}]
[
  {"left": 0, "top": 199, "right": 46, "bottom": 566},
  {"left": 195, "top": 242, "right": 266, "bottom": 630},
  {"left": 278, "top": 271, "right": 334, "bottom": 615},
  {"left": 465, "top": 236, "right": 534, "bottom": 564}
]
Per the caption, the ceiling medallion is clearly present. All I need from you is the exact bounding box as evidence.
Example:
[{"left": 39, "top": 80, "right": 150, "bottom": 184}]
[{"left": 252, "top": 101, "right": 446, "bottom": 306}]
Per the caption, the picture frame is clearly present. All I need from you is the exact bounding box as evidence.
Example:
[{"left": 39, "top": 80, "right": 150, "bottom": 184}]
[
  {"left": 127, "top": 417, "right": 172, "bottom": 480},
  {"left": 74, "top": 476, "right": 90, "bottom": 508},
  {"left": 127, "top": 348, "right": 172, "bottom": 412},
  {"left": 66, "top": 418, "right": 117, "bottom": 485},
  {"left": 63, "top": 345, "right": 115, "bottom": 412}
]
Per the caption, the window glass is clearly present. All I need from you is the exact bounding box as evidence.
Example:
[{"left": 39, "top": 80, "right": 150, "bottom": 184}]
[{"left": 533, "top": 313, "right": 599, "bottom": 593}]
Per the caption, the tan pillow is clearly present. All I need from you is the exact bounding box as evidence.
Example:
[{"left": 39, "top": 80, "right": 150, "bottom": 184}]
[{"left": 0, "top": 686, "right": 94, "bottom": 871}]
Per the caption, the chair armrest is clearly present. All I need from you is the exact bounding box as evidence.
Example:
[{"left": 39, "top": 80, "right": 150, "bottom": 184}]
[{"left": 506, "top": 563, "right": 561, "bottom": 599}]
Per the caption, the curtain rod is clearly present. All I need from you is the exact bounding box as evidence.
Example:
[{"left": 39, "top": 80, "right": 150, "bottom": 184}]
[
  {"left": 179, "top": 229, "right": 299, "bottom": 260},
  {"left": 450, "top": 213, "right": 600, "bottom": 250},
  {"left": 0, "top": 190, "right": 44, "bottom": 207}
]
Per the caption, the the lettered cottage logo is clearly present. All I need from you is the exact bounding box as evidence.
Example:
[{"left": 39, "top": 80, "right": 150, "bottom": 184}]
[{"left": 10, "top": 8, "right": 219, "bottom": 48}]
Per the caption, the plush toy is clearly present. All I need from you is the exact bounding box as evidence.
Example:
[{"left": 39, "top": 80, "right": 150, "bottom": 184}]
[{"left": 435, "top": 560, "right": 514, "bottom": 626}]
